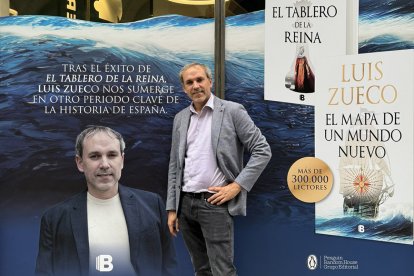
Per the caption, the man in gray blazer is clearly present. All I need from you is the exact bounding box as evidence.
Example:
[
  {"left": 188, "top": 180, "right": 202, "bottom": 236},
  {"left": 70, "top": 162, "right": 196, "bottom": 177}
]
[{"left": 166, "top": 63, "right": 271, "bottom": 276}]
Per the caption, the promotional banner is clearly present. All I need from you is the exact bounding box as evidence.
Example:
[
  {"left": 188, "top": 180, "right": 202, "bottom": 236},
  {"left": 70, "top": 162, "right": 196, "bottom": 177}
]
[
  {"left": 1, "top": 0, "right": 414, "bottom": 275},
  {"left": 0, "top": 13, "right": 216, "bottom": 275}
]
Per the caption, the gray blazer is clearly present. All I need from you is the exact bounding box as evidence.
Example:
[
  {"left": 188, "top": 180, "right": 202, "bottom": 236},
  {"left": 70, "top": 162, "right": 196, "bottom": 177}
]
[{"left": 166, "top": 96, "right": 272, "bottom": 216}]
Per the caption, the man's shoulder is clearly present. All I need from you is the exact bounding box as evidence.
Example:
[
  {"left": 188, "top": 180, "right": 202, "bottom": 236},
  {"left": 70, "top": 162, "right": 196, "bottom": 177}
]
[
  {"left": 120, "top": 185, "right": 161, "bottom": 203},
  {"left": 214, "top": 97, "right": 243, "bottom": 110},
  {"left": 119, "top": 185, "right": 166, "bottom": 217},
  {"left": 174, "top": 106, "right": 190, "bottom": 118},
  {"left": 171, "top": 106, "right": 191, "bottom": 129},
  {"left": 41, "top": 191, "right": 85, "bottom": 218}
]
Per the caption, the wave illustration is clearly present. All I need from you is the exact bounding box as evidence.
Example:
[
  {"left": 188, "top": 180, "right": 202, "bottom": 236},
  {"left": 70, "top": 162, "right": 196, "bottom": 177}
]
[
  {"left": 0, "top": 6, "right": 410, "bottom": 220},
  {"left": 0, "top": 12, "right": 314, "bottom": 220},
  {"left": 359, "top": 0, "right": 414, "bottom": 52},
  {"left": 316, "top": 203, "right": 413, "bottom": 244},
  {"left": 359, "top": 0, "right": 414, "bottom": 18}
]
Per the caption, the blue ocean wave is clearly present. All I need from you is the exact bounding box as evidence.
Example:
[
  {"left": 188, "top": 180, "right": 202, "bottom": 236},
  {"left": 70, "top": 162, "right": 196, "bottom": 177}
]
[
  {"left": 0, "top": 13, "right": 213, "bottom": 29},
  {"left": 0, "top": 6, "right": 411, "bottom": 219},
  {"left": 0, "top": 10, "right": 262, "bottom": 29},
  {"left": 0, "top": 13, "right": 314, "bottom": 219},
  {"left": 360, "top": 0, "right": 414, "bottom": 18},
  {"left": 359, "top": 0, "right": 413, "bottom": 53},
  {"left": 359, "top": 34, "right": 414, "bottom": 53},
  {"left": 225, "top": 10, "right": 264, "bottom": 27},
  {"left": 316, "top": 213, "right": 413, "bottom": 244}
]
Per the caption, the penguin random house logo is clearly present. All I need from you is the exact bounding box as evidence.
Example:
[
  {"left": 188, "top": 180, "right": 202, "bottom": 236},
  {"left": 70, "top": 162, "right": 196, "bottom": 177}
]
[
  {"left": 307, "top": 255, "right": 318, "bottom": 270},
  {"left": 306, "top": 254, "right": 359, "bottom": 271},
  {"left": 96, "top": 255, "right": 114, "bottom": 272}
]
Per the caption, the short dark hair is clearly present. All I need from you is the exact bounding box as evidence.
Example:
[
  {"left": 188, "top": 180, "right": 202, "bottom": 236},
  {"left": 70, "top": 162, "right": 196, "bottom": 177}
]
[
  {"left": 75, "top": 125, "right": 125, "bottom": 157},
  {"left": 179, "top": 63, "right": 212, "bottom": 85}
]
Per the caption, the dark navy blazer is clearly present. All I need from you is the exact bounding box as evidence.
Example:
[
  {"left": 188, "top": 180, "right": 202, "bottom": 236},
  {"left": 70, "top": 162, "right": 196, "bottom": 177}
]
[{"left": 35, "top": 185, "right": 176, "bottom": 276}]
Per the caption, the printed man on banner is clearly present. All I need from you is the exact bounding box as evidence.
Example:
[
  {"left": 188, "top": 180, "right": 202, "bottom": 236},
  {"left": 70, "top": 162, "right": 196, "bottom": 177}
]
[{"left": 36, "top": 125, "right": 176, "bottom": 276}]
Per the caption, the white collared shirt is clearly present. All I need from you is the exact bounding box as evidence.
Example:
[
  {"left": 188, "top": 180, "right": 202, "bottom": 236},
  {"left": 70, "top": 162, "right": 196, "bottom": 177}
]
[{"left": 183, "top": 94, "right": 227, "bottom": 193}]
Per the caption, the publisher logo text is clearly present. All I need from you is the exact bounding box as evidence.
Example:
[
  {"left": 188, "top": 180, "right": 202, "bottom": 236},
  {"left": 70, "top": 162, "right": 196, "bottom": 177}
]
[{"left": 96, "top": 255, "right": 113, "bottom": 272}]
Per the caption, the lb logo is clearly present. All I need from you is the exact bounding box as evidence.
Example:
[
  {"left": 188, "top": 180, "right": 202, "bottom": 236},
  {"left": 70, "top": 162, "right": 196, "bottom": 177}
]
[{"left": 96, "top": 255, "right": 113, "bottom": 272}]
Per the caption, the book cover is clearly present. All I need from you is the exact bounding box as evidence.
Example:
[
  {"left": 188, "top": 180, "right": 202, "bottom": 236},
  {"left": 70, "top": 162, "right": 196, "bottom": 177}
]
[
  {"left": 315, "top": 49, "right": 414, "bottom": 245},
  {"left": 265, "top": 0, "right": 358, "bottom": 105}
]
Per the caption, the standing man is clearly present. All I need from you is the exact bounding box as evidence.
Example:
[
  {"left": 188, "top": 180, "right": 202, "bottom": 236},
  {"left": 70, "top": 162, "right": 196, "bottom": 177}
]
[
  {"left": 167, "top": 63, "right": 271, "bottom": 275},
  {"left": 36, "top": 126, "right": 176, "bottom": 276}
]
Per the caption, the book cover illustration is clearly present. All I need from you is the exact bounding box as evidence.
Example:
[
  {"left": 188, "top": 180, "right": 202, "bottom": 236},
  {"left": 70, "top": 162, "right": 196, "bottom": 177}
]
[
  {"left": 315, "top": 49, "right": 414, "bottom": 245},
  {"left": 265, "top": 0, "right": 358, "bottom": 105}
]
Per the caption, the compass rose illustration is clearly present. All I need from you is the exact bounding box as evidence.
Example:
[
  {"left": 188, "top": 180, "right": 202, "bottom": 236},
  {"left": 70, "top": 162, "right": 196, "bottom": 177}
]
[{"left": 353, "top": 173, "right": 370, "bottom": 194}]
